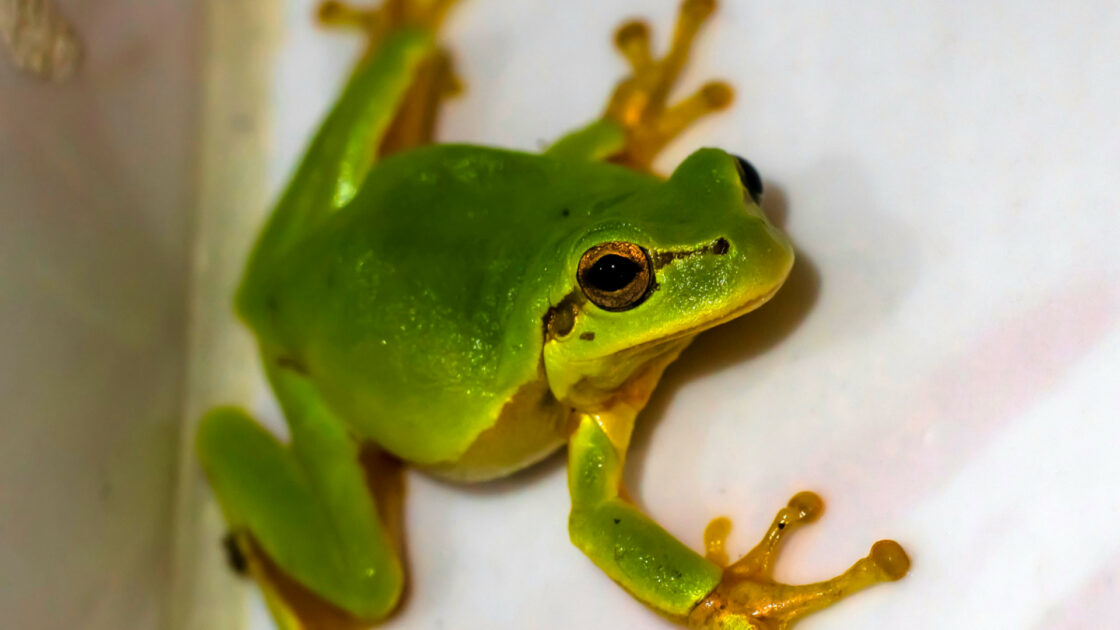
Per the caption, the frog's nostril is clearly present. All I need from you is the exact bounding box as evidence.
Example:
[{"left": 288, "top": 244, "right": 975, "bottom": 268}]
[{"left": 713, "top": 238, "right": 729, "bottom": 255}]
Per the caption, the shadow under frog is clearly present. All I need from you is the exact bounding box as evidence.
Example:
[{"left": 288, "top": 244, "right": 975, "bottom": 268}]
[
  {"left": 626, "top": 159, "right": 916, "bottom": 508},
  {"left": 450, "top": 158, "right": 916, "bottom": 509}
]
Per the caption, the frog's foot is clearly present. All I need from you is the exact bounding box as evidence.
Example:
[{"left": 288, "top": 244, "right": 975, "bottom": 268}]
[
  {"left": 198, "top": 408, "right": 404, "bottom": 630},
  {"left": 688, "top": 492, "right": 910, "bottom": 630},
  {"left": 318, "top": 0, "right": 457, "bottom": 45},
  {"left": 604, "top": 0, "right": 734, "bottom": 171},
  {"left": 225, "top": 531, "right": 373, "bottom": 630}
]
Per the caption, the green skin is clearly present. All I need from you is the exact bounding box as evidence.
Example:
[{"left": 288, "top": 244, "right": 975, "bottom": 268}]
[{"left": 197, "top": 27, "right": 793, "bottom": 625}]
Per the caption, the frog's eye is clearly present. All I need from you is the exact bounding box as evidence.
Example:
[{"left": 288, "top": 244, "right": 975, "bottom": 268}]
[
  {"left": 577, "top": 241, "right": 654, "bottom": 312},
  {"left": 733, "top": 155, "right": 764, "bottom": 204}
]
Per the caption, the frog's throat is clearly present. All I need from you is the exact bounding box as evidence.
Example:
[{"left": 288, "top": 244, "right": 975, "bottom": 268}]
[
  {"left": 564, "top": 334, "right": 695, "bottom": 452},
  {"left": 542, "top": 303, "right": 699, "bottom": 453},
  {"left": 553, "top": 282, "right": 782, "bottom": 452}
]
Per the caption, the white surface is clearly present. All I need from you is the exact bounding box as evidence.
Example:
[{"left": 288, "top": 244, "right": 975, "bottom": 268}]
[
  {"left": 234, "top": 0, "right": 1120, "bottom": 628},
  {"left": 0, "top": 1, "right": 196, "bottom": 629}
]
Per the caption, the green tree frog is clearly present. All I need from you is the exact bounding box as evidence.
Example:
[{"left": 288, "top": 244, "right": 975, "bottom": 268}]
[{"left": 197, "top": 1, "right": 911, "bottom": 628}]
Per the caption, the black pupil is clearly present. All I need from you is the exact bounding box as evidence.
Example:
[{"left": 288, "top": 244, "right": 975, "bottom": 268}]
[
  {"left": 734, "top": 155, "right": 764, "bottom": 203},
  {"left": 586, "top": 255, "right": 641, "bottom": 292}
]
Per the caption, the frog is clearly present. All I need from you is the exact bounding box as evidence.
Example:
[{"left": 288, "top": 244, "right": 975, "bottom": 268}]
[{"left": 195, "top": 1, "right": 911, "bottom": 628}]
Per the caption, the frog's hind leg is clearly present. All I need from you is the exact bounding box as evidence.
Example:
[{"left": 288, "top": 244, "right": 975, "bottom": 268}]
[
  {"left": 547, "top": 0, "right": 733, "bottom": 171},
  {"left": 318, "top": 0, "right": 462, "bottom": 157},
  {"left": 197, "top": 368, "right": 407, "bottom": 629},
  {"left": 237, "top": 0, "right": 460, "bottom": 320},
  {"left": 377, "top": 47, "right": 461, "bottom": 156},
  {"left": 689, "top": 492, "right": 910, "bottom": 629}
]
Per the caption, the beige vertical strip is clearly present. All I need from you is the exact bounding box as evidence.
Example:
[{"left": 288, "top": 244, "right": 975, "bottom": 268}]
[
  {"left": 0, "top": 0, "right": 81, "bottom": 79},
  {"left": 169, "top": 1, "right": 280, "bottom": 629}
]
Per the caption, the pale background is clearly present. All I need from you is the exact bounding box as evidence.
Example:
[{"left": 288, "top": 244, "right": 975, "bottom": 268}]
[
  {"left": 0, "top": 1, "right": 194, "bottom": 629},
  {"left": 3, "top": 1, "right": 1119, "bottom": 629}
]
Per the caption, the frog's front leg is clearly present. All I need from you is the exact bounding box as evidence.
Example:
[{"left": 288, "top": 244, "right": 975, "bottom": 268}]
[
  {"left": 197, "top": 365, "right": 404, "bottom": 629},
  {"left": 568, "top": 413, "right": 910, "bottom": 629},
  {"left": 548, "top": 0, "right": 733, "bottom": 170}
]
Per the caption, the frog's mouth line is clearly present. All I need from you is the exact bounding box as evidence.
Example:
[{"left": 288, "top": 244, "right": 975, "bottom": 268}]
[{"left": 627, "top": 284, "right": 783, "bottom": 355}]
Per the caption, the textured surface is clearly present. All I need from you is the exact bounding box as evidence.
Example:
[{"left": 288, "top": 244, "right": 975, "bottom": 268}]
[
  {"left": 213, "top": 0, "right": 1120, "bottom": 628},
  {"left": 0, "top": 0, "right": 81, "bottom": 79},
  {"left": 0, "top": 1, "right": 195, "bottom": 628}
]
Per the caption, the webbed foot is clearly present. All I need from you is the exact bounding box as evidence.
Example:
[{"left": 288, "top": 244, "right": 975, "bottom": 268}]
[
  {"left": 605, "top": 0, "right": 734, "bottom": 171},
  {"left": 689, "top": 492, "right": 910, "bottom": 629}
]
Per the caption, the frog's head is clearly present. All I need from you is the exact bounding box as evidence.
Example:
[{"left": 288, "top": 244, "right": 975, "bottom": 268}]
[{"left": 543, "top": 148, "right": 794, "bottom": 410}]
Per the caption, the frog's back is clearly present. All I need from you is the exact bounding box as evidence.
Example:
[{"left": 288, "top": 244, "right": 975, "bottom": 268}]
[{"left": 239, "top": 145, "right": 654, "bottom": 465}]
